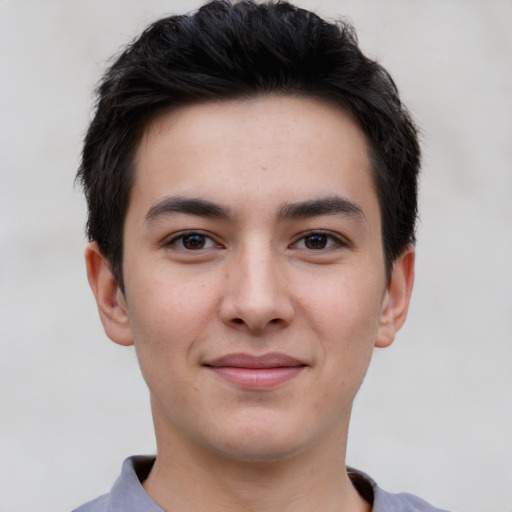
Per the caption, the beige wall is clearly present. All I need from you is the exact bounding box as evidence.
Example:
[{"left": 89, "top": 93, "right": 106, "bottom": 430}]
[{"left": 1, "top": 1, "right": 511, "bottom": 511}]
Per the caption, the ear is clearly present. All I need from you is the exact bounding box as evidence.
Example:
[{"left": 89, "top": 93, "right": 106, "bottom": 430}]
[
  {"left": 375, "top": 245, "right": 415, "bottom": 348},
  {"left": 85, "top": 242, "right": 134, "bottom": 346}
]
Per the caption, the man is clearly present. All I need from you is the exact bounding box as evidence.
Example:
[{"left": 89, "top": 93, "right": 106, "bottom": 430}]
[{"left": 74, "top": 1, "right": 451, "bottom": 511}]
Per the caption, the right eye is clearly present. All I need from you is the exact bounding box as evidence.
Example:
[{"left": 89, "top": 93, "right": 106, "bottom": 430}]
[{"left": 166, "top": 232, "right": 218, "bottom": 251}]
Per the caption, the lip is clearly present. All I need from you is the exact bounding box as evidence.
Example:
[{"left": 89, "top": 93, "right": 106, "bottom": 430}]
[{"left": 203, "top": 352, "right": 307, "bottom": 389}]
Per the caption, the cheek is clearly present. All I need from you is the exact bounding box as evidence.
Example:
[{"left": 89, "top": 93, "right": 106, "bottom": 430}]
[
  {"left": 124, "top": 272, "right": 219, "bottom": 365},
  {"left": 124, "top": 283, "right": 212, "bottom": 413},
  {"left": 299, "top": 269, "right": 384, "bottom": 379},
  {"left": 303, "top": 269, "right": 383, "bottom": 337}
]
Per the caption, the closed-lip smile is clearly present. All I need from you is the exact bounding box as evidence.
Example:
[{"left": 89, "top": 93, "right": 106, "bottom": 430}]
[{"left": 203, "top": 352, "right": 308, "bottom": 389}]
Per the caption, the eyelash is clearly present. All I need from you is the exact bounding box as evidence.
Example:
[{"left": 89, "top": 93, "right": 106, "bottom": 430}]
[
  {"left": 165, "top": 231, "right": 220, "bottom": 251},
  {"left": 165, "top": 230, "right": 347, "bottom": 252},
  {"left": 291, "top": 231, "right": 347, "bottom": 251}
]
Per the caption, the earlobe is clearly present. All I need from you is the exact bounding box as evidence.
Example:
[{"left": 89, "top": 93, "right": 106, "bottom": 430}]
[
  {"left": 375, "top": 245, "right": 415, "bottom": 348},
  {"left": 85, "top": 242, "right": 134, "bottom": 346}
]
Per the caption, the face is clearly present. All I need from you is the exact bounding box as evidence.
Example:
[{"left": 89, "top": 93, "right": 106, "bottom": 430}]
[{"left": 87, "top": 96, "right": 414, "bottom": 463}]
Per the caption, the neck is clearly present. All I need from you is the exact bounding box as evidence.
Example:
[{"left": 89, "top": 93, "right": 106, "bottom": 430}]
[{"left": 143, "top": 410, "right": 370, "bottom": 512}]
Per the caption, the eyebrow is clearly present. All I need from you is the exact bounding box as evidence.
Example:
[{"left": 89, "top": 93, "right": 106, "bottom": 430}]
[
  {"left": 278, "top": 195, "right": 366, "bottom": 222},
  {"left": 145, "top": 194, "right": 365, "bottom": 224},
  {"left": 145, "top": 196, "right": 231, "bottom": 223}
]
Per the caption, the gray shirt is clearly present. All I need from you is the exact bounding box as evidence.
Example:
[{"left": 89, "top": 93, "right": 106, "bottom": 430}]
[{"left": 72, "top": 456, "right": 452, "bottom": 512}]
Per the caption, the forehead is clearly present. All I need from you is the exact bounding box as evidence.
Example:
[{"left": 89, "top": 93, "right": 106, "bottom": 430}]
[{"left": 130, "top": 95, "right": 377, "bottom": 223}]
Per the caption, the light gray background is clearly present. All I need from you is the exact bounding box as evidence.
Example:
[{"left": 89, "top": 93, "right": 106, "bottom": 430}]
[{"left": 1, "top": 1, "right": 511, "bottom": 511}]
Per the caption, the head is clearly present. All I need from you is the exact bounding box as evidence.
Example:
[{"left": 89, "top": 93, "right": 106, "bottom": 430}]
[
  {"left": 80, "top": 0, "right": 420, "bottom": 465},
  {"left": 77, "top": 0, "right": 420, "bottom": 292}
]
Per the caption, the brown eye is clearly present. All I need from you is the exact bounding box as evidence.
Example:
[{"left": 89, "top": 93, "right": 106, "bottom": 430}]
[
  {"left": 304, "top": 234, "right": 329, "bottom": 249},
  {"left": 291, "top": 232, "right": 343, "bottom": 251},
  {"left": 181, "top": 234, "right": 207, "bottom": 249},
  {"left": 167, "top": 232, "right": 218, "bottom": 250}
]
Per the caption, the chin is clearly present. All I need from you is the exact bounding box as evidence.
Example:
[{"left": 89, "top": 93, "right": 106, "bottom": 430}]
[
  {"left": 211, "top": 437, "right": 306, "bottom": 463},
  {"left": 203, "top": 417, "right": 323, "bottom": 464}
]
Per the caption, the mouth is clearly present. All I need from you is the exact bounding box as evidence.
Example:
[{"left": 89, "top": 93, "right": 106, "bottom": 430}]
[{"left": 203, "top": 352, "right": 308, "bottom": 389}]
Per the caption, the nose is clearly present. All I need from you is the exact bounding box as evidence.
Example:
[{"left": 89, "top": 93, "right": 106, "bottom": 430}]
[{"left": 219, "top": 244, "right": 294, "bottom": 334}]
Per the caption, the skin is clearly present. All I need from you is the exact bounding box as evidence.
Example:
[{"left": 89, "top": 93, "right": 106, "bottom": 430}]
[{"left": 86, "top": 96, "right": 415, "bottom": 512}]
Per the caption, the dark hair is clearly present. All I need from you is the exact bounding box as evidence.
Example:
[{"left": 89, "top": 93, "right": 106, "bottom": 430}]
[{"left": 77, "top": 0, "right": 420, "bottom": 290}]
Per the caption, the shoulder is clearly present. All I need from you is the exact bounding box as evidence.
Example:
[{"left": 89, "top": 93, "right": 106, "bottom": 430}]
[
  {"left": 71, "top": 455, "right": 159, "bottom": 512},
  {"left": 375, "top": 489, "right": 453, "bottom": 512},
  {"left": 348, "top": 467, "right": 453, "bottom": 512},
  {"left": 71, "top": 493, "right": 109, "bottom": 512}
]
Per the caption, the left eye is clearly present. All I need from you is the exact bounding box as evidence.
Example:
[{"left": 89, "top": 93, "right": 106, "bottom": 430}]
[
  {"left": 293, "top": 233, "right": 341, "bottom": 250},
  {"left": 168, "top": 233, "right": 217, "bottom": 250}
]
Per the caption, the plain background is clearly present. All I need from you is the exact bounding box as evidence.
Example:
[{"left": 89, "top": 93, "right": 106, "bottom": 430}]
[{"left": 1, "top": 1, "right": 511, "bottom": 511}]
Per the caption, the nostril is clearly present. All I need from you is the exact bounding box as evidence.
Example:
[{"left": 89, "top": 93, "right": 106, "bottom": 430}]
[{"left": 233, "top": 318, "right": 244, "bottom": 324}]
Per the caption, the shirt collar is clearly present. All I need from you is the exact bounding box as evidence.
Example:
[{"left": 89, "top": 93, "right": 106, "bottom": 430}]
[
  {"left": 109, "top": 456, "right": 162, "bottom": 512},
  {"left": 111, "top": 455, "right": 389, "bottom": 512}
]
